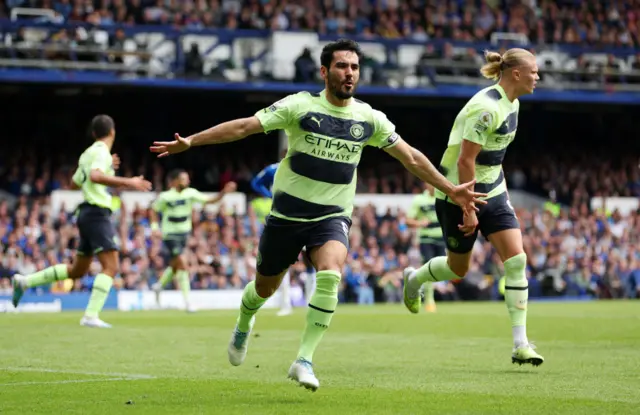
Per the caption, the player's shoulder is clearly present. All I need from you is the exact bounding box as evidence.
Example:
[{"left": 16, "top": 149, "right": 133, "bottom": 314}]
[
  {"left": 466, "top": 86, "right": 501, "bottom": 113},
  {"left": 350, "top": 97, "right": 390, "bottom": 122},
  {"left": 283, "top": 91, "right": 318, "bottom": 104}
]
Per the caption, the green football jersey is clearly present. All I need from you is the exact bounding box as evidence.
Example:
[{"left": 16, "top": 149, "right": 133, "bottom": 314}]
[
  {"left": 436, "top": 84, "right": 519, "bottom": 203},
  {"left": 408, "top": 191, "right": 443, "bottom": 244},
  {"left": 254, "top": 90, "right": 399, "bottom": 222},
  {"left": 71, "top": 141, "right": 114, "bottom": 209},
  {"left": 152, "top": 187, "right": 209, "bottom": 238}
]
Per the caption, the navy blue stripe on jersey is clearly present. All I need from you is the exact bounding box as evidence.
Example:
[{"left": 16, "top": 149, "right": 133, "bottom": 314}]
[
  {"left": 426, "top": 222, "right": 440, "bottom": 229},
  {"left": 299, "top": 112, "right": 373, "bottom": 143},
  {"left": 486, "top": 88, "right": 502, "bottom": 101},
  {"left": 273, "top": 191, "right": 343, "bottom": 219},
  {"left": 419, "top": 205, "right": 436, "bottom": 213},
  {"left": 476, "top": 147, "right": 507, "bottom": 166},
  {"left": 289, "top": 152, "right": 356, "bottom": 185},
  {"left": 475, "top": 170, "right": 505, "bottom": 193},
  {"left": 495, "top": 111, "right": 518, "bottom": 135},
  {"left": 438, "top": 166, "right": 504, "bottom": 194},
  {"left": 167, "top": 216, "right": 189, "bottom": 223},
  {"left": 166, "top": 199, "right": 187, "bottom": 207}
]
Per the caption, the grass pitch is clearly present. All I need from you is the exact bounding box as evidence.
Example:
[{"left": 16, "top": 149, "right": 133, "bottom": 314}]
[{"left": 1, "top": 301, "right": 639, "bottom": 414}]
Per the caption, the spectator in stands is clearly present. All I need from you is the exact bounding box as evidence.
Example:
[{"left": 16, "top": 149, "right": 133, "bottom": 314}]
[
  {"left": 184, "top": 42, "right": 204, "bottom": 78},
  {"left": 293, "top": 47, "right": 316, "bottom": 83}
]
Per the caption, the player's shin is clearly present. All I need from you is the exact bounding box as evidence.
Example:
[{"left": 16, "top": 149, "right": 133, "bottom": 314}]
[
  {"left": 158, "top": 267, "right": 174, "bottom": 288},
  {"left": 236, "top": 280, "right": 268, "bottom": 332},
  {"left": 25, "top": 264, "right": 69, "bottom": 287},
  {"left": 408, "top": 256, "right": 459, "bottom": 291},
  {"left": 176, "top": 270, "right": 191, "bottom": 307},
  {"left": 503, "top": 253, "right": 529, "bottom": 347},
  {"left": 297, "top": 270, "right": 340, "bottom": 363},
  {"left": 84, "top": 273, "right": 114, "bottom": 318}
]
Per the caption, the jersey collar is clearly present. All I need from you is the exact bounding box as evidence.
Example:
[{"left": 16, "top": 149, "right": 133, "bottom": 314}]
[{"left": 319, "top": 89, "right": 352, "bottom": 113}]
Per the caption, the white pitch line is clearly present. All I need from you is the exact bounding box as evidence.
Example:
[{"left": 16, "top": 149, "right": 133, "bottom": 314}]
[
  {"left": 0, "top": 377, "right": 136, "bottom": 387},
  {"left": 2, "top": 367, "right": 156, "bottom": 380}
]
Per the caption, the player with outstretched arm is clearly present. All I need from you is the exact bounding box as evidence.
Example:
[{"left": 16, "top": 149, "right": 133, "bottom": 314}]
[
  {"left": 150, "top": 39, "right": 487, "bottom": 391},
  {"left": 150, "top": 168, "right": 236, "bottom": 312}
]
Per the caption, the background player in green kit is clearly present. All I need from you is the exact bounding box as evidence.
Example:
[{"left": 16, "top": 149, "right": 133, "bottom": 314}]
[
  {"left": 406, "top": 183, "right": 444, "bottom": 313},
  {"left": 150, "top": 169, "right": 236, "bottom": 312},
  {"left": 11, "top": 115, "right": 152, "bottom": 328},
  {"left": 403, "top": 48, "right": 545, "bottom": 366},
  {"left": 150, "top": 39, "right": 487, "bottom": 391}
]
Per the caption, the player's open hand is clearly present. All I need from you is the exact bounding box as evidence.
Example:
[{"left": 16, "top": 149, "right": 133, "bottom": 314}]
[
  {"left": 111, "top": 153, "right": 121, "bottom": 170},
  {"left": 222, "top": 181, "right": 237, "bottom": 193},
  {"left": 128, "top": 175, "right": 153, "bottom": 192},
  {"left": 150, "top": 133, "right": 191, "bottom": 158},
  {"left": 448, "top": 179, "right": 488, "bottom": 215},
  {"left": 458, "top": 210, "right": 479, "bottom": 237}
]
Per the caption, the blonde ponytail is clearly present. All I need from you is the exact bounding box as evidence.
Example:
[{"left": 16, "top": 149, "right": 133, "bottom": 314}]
[
  {"left": 480, "top": 50, "right": 503, "bottom": 81},
  {"left": 480, "top": 48, "right": 536, "bottom": 81}
]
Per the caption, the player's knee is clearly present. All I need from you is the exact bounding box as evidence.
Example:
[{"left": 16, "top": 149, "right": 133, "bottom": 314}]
[
  {"left": 99, "top": 251, "right": 120, "bottom": 277},
  {"left": 67, "top": 263, "right": 83, "bottom": 280},
  {"left": 254, "top": 272, "right": 284, "bottom": 298},
  {"left": 447, "top": 257, "right": 469, "bottom": 278},
  {"left": 504, "top": 253, "right": 527, "bottom": 282}
]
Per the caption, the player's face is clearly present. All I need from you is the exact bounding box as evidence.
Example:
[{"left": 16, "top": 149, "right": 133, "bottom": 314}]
[
  {"left": 323, "top": 50, "right": 360, "bottom": 100},
  {"left": 177, "top": 172, "right": 190, "bottom": 189},
  {"left": 516, "top": 58, "right": 539, "bottom": 95}
]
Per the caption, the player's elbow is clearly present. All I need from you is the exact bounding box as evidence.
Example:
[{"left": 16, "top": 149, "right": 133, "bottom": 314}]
[
  {"left": 237, "top": 117, "right": 262, "bottom": 138},
  {"left": 457, "top": 156, "right": 475, "bottom": 171},
  {"left": 89, "top": 169, "right": 104, "bottom": 184},
  {"left": 402, "top": 148, "right": 420, "bottom": 170}
]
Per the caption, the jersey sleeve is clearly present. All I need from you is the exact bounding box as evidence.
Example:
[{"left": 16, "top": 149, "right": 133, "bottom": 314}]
[
  {"left": 151, "top": 193, "right": 166, "bottom": 212},
  {"left": 462, "top": 102, "right": 498, "bottom": 146},
  {"left": 89, "top": 147, "right": 112, "bottom": 172},
  {"left": 189, "top": 188, "right": 209, "bottom": 204},
  {"left": 367, "top": 109, "right": 400, "bottom": 149},
  {"left": 254, "top": 93, "right": 301, "bottom": 133},
  {"left": 407, "top": 196, "right": 420, "bottom": 219},
  {"left": 71, "top": 166, "right": 84, "bottom": 186}
]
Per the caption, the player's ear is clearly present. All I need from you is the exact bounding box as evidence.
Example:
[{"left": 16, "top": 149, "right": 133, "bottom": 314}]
[{"left": 320, "top": 65, "right": 328, "bottom": 80}]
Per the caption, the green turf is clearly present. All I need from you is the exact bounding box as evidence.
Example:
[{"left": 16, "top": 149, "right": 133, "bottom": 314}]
[{"left": 1, "top": 302, "right": 639, "bottom": 414}]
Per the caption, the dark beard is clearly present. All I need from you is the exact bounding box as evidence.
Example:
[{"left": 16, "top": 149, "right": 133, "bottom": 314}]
[{"left": 328, "top": 72, "right": 355, "bottom": 99}]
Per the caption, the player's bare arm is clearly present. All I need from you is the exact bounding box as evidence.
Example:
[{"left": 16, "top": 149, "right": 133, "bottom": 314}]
[
  {"left": 384, "top": 137, "right": 487, "bottom": 213},
  {"left": 150, "top": 117, "right": 265, "bottom": 158},
  {"left": 89, "top": 169, "right": 152, "bottom": 192},
  {"left": 457, "top": 139, "right": 483, "bottom": 236},
  {"left": 205, "top": 181, "right": 237, "bottom": 205}
]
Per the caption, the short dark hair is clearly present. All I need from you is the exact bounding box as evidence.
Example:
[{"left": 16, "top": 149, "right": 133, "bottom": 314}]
[
  {"left": 168, "top": 168, "right": 186, "bottom": 182},
  {"left": 320, "top": 38, "right": 363, "bottom": 69},
  {"left": 90, "top": 114, "right": 115, "bottom": 140}
]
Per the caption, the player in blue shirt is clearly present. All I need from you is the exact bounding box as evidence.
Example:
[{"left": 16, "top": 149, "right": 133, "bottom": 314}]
[{"left": 251, "top": 163, "right": 278, "bottom": 198}]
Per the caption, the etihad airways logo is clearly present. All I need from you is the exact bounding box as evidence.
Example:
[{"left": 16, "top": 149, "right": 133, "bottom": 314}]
[{"left": 304, "top": 134, "right": 362, "bottom": 162}]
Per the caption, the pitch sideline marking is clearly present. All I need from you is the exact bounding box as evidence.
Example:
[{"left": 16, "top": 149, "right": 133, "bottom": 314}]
[{"left": 0, "top": 366, "right": 157, "bottom": 386}]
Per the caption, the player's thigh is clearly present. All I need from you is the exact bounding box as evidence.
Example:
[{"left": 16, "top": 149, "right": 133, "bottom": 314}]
[
  {"left": 164, "top": 237, "right": 187, "bottom": 269},
  {"left": 306, "top": 217, "right": 350, "bottom": 272},
  {"left": 256, "top": 216, "right": 305, "bottom": 278},
  {"left": 79, "top": 207, "right": 119, "bottom": 257},
  {"left": 479, "top": 192, "right": 524, "bottom": 262}
]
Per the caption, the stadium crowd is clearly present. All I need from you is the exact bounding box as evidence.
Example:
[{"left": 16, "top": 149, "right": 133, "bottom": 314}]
[
  {"left": 2, "top": 0, "right": 640, "bottom": 48},
  {"left": 1, "top": 171, "right": 639, "bottom": 302}
]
